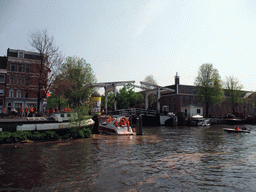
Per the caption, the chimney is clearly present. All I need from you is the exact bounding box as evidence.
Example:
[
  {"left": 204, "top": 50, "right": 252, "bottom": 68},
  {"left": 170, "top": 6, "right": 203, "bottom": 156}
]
[
  {"left": 175, "top": 72, "right": 179, "bottom": 85},
  {"left": 175, "top": 72, "right": 179, "bottom": 94}
]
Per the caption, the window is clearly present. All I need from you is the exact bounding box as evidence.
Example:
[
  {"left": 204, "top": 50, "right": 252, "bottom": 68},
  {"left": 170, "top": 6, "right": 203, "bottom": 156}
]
[
  {"left": 9, "top": 90, "right": 14, "bottom": 98},
  {"left": 18, "top": 64, "right": 23, "bottom": 72},
  {"left": 11, "top": 63, "right": 15, "bottom": 72},
  {"left": 0, "top": 75, "right": 4, "bottom": 83},
  {"left": 16, "top": 90, "right": 21, "bottom": 98},
  {"left": 25, "top": 77, "right": 29, "bottom": 85},
  {"left": 25, "top": 92, "right": 29, "bottom": 98},
  {"left": 10, "top": 76, "right": 14, "bottom": 84},
  {"left": 26, "top": 65, "right": 30, "bottom": 73},
  {"left": 185, "top": 109, "right": 187, "bottom": 117},
  {"left": 18, "top": 52, "right": 24, "bottom": 58},
  {"left": 197, "top": 109, "right": 201, "bottom": 114},
  {"left": 8, "top": 103, "right": 11, "bottom": 111},
  {"left": 17, "top": 76, "right": 22, "bottom": 85},
  {"left": 0, "top": 89, "right": 4, "bottom": 96}
]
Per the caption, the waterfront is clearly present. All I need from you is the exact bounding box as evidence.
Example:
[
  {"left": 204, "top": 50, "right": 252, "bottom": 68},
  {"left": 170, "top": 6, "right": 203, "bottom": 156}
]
[{"left": 0, "top": 124, "right": 256, "bottom": 191}]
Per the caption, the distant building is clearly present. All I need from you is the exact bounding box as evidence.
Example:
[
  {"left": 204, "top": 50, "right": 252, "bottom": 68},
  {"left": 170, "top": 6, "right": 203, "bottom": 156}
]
[
  {"left": 0, "top": 48, "right": 48, "bottom": 113},
  {"left": 156, "top": 73, "right": 254, "bottom": 117},
  {"left": 0, "top": 56, "right": 7, "bottom": 112}
]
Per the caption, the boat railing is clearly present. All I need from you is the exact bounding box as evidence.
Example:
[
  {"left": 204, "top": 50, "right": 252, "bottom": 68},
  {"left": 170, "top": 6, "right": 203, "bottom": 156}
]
[{"left": 108, "top": 108, "right": 158, "bottom": 117}]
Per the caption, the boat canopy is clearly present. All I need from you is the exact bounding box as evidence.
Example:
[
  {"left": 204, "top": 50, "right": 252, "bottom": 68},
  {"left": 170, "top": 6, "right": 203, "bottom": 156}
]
[{"left": 192, "top": 115, "right": 203, "bottom": 119}]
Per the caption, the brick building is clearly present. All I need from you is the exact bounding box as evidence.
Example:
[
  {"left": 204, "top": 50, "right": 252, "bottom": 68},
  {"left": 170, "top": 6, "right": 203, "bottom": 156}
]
[
  {"left": 0, "top": 48, "right": 48, "bottom": 113},
  {"left": 157, "top": 73, "right": 255, "bottom": 117}
]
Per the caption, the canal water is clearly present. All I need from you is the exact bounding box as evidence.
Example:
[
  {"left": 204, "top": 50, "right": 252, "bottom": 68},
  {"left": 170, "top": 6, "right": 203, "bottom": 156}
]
[{"left": 0, "top": 124, "right": 256, "bottom": 192}]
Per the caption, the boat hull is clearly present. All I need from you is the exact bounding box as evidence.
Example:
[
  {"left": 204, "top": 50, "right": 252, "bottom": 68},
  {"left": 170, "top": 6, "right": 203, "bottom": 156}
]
[
  {"left": 223, "top": 128, "right": 251, "bottom": 133},
  {"left": 98, "top": 125, "right": 134, "bottom": 135}
]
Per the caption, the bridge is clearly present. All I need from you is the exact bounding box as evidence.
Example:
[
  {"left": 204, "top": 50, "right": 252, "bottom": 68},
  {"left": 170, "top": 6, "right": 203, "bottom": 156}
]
[{"left": 90, "top": 81, "right": 175, "bottom": 115}]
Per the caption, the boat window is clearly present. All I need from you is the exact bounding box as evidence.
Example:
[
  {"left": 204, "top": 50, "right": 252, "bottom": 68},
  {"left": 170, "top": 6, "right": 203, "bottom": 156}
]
[
  {"left": 67, "top": 114, "right": 71, "bottom": 117},
  {"left": 61, "top": 114, "right": 64, "bottom": 117}
]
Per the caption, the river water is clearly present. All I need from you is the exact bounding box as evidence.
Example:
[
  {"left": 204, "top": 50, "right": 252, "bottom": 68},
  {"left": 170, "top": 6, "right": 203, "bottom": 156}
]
[{"left": 0, "top": 124, "right": 256, "bottom": 192}]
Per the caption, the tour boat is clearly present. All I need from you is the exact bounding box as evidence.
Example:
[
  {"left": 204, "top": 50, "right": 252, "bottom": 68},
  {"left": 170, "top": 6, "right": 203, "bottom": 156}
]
[
  {"left": 0, "top": 112, "right": 94, "bottom": 132},
  {"left": 223, "top": 127, "right": 251, "bottom": 133},
  {"left": 99, "top": 116, "right": 134, "bottom": 135}
]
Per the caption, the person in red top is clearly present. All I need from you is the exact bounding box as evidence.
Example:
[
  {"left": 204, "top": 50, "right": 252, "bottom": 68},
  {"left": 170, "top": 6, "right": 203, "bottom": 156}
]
[
  {"left": 30, "top": 107, "right": 34, "bottom": 117},
  {"left": 25, "top": 108, "right": 28, "bottom": 117},
  {"left": 20, "top": 107, "right": 24, "bottom": 117}
]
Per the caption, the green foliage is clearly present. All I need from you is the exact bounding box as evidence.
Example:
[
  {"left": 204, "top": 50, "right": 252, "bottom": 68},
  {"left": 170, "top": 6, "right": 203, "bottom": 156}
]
[
  {"left": 31, "top": 131, "right": 43, "bottom": 141},
  {"left": 83, "top": 128, "right": 92, "bottom": 138},
  {"left": 47, "top": 92, "right": 68, "bottom": 110},
  {"left": 78, "top": 129, "right": 84, "bottom": 138},
  {"left": 51, "top": 56, "right": 97, "bottom": 107},
  {"left": 0, "top": 132, "right": 12, "bottom": 143},
  {"left": 71, "top": 105, "right": 91, "bottom": 129},
  {"left": 101, "top": 85, "right": 144, "bottom": 109},
  {"left": 194, "top": 63, "right": 224, "bottom": 117},
  {"left": 224, "top": 76, "right": 244, "bottom": 113},
  {"left": 0, "top": 126, "right": 92, "bottom": 144},
  {"left": 44, "top": 131, "right": 59, "bottom": 140}
]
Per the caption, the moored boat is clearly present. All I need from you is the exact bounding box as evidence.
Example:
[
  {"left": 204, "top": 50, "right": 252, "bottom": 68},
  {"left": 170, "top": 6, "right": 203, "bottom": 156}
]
[
  {"left": 223, "top": 126, "right": 251, "bottom": 133},
  {"left": 99, "top": 116, "right": 134, "bottom": 135},
  {"left": 0, "top": 112, "right": 94, "bottom": 132}
]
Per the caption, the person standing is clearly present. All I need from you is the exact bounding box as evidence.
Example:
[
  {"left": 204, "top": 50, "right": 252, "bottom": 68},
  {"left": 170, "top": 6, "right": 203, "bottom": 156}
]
[
  {"left": 25, "top": 108, "right": 28, "bottom": 117},
  {"left": 20, "top": 106, "right": 24, "bottom": 117},
  {"left": 30, "top": 107, "right": 34, "bottom": 117}
]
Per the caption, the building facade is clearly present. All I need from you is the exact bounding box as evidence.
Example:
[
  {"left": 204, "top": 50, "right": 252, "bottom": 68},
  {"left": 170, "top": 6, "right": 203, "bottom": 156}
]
[
  {"left": 0, "top": 48, "right": 48, "bottom": 113},
  {"left": 157, "top": 73, "right": 254, "bottom": 117}
]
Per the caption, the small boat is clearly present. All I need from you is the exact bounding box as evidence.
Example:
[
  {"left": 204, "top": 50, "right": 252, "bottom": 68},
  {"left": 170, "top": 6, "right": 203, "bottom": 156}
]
[
  {"left": 223, "top": 127, "right": 251, "bottom": 133},
  {"left": 189, "top": 115, "right": 210, "bottom": 126},
  {"left": 99, "top": 116, "right": 134, "bottom": 135}
]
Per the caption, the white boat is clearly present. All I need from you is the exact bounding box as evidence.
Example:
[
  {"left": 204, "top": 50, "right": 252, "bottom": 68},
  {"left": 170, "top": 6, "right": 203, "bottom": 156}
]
[
  {"left": 197, "top": 119, "right": 211, "bottom": 126},
  {"left": 190, "top": 115, "right": 211, "bottom": 126},
  {"left": 0, "top": 112, "right": 94, "bottom": 132},
  {"left": 99, "top": 116, "right": 134, "bottom": 135}
]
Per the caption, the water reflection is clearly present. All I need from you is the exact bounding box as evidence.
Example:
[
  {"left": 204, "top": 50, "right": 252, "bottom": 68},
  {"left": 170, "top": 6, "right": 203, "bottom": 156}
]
[{"left": 0, "top": 125, "right": 255, "bottom": 191}]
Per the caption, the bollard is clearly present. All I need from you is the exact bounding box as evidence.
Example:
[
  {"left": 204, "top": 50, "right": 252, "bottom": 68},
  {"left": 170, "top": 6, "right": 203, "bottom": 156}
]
[
  {"left": 137, "top": 115, "right": 143, "bottom": 135},
  {"left": 136, "top": 117, "right": 139, "bottom": 135}
]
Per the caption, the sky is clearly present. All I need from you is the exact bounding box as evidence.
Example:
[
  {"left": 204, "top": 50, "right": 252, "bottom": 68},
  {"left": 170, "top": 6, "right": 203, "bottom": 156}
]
[{"left": 1, "top": 0, "right": 256, "bottom": 94}]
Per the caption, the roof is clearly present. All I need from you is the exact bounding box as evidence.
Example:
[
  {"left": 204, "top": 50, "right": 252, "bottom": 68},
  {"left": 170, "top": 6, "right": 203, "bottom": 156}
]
[
  {"left": 0, "top": 57, "right": 7, "bottom": 69},
  {"left": 181, "top": 104, "right": 202, "bottom": 108},
  {"left": 163, "top": 84, "right": 196, "bottom": 95},
  {"left": 91, "top": 91, "right": 101, "bottom": 97}
]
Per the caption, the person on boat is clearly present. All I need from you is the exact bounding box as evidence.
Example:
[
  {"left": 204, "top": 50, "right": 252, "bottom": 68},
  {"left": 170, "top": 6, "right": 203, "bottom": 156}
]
[
  {"left": 235, "top": 126, "right": 240, "bottom": 131},
  {"left": 242, "top": 126, "right": 247, "bottom": 130}
]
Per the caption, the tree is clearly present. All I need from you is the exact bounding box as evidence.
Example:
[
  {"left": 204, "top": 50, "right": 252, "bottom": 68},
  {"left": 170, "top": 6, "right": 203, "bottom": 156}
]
[
  {"left": 143, "top": 75, "right": 157, "bottom": 107},
  {"left": 142, "top": 74, "right": 157, "bottom": 89},
  {"left": 117, "top": 85, "right": 141, "bottom": 109},
  {"left": 71, "top": 104, "right": 91, "bottom": 129},
  {"left": 101, "top": 85, "right": 144, "bottom": 110},
  {"left": 194, "top": 63, "right": 223, "bottom": 117},
  {"left": 47, "top": 92, "right": 68, "bottom": 110},
  {"left": 51, "top": 56, "right": 97, "bottom": 108},
  {"left": 224, "top": 76, "right": 244, "bottom": 114},
  {"left": 28, "top": 29, "right": 63, "bottom": 112}
]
